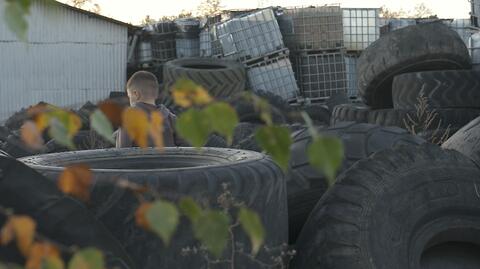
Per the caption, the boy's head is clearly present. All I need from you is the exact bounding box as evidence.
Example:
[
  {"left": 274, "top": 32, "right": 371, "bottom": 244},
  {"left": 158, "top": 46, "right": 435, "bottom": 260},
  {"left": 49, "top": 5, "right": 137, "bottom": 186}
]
[{"left": 126, "top": 71, "right": 159, "bottom": 106}]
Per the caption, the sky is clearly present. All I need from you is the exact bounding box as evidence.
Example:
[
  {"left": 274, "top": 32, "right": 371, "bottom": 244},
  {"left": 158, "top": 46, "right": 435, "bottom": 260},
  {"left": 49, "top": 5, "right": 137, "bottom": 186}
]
[{"left": 66, "top": 0, "right": 472, "bottom": 25}]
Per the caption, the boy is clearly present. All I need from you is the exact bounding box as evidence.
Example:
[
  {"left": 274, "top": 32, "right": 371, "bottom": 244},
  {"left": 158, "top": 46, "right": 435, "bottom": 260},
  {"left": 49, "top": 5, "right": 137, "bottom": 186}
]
[{"left": 116, "top": 71, "right": 180, "bottom": 148}]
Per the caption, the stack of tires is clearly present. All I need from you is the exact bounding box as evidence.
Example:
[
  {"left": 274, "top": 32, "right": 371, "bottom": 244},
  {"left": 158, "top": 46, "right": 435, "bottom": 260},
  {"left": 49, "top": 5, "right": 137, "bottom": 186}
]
[{"left": 330, "top": 22, "right": 480, "bottom": 142}]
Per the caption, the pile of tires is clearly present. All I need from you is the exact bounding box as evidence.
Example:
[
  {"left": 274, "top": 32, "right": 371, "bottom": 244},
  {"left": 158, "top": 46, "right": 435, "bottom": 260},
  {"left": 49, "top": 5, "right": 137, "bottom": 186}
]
[
  {"left": 330, "top": 22, "right": 480, "bottom": 142},
  {"left": 292, "top": 144, "right": 480, "bottom": 269}
]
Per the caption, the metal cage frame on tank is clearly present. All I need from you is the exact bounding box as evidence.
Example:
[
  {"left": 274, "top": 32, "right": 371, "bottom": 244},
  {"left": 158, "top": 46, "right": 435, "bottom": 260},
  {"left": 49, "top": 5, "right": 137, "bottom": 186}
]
[
  {"left": 215, "top": 8, "right": 286, "bottom": 63},
  {"left": 136, "top": 21, "right": 177, "bottom": 67},
  {"left": 277, "top": 5, "right": 344, "bottom": 51},
  {"left": 246, "top": 54, "right": 300, "bottom": 102},
  {"left": 291, "top": 50, "right": 347, "bottom": 102},
  {"left": 342, "top": 8, "right": 380, "bottom": 51}
]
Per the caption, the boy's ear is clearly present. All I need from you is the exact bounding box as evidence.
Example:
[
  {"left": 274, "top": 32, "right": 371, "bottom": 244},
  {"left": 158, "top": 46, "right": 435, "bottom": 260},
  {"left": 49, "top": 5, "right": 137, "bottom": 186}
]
[{"left": 133, "top": 89, "right": 141, "bottom": 99}]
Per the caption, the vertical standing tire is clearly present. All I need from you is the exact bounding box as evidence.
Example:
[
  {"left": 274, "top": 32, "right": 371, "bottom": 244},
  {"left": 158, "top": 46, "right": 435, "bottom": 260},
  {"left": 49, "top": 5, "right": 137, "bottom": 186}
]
[
  {"left": 162, "top": 58, "right": 246, "bottom": 107},
  {"left": 21, "top": 148, "right": 287, "bottom": 269},
  {"left": 292, "top": 144, "right": 480, "bottom": 269},
  {"left": 357, "top": 22, "right": 471, "bottom": 108}
]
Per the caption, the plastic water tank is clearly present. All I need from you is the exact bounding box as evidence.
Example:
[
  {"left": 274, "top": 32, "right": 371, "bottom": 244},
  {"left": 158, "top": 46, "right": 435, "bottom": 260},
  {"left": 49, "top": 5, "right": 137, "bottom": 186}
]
[{"left": 469, "top": 31, "right": 480, "bottom": 70}]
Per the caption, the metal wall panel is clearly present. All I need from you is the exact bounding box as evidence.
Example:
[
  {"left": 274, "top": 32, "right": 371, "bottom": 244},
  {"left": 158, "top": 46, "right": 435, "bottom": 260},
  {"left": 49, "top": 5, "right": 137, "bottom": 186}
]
[{"left": 0, "top": 0, "right": 127, "bottom": 122}]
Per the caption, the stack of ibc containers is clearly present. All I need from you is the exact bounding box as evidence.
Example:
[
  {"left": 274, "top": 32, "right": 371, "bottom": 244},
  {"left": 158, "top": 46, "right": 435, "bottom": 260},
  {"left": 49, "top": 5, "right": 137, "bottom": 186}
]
[
  {"left": 212, "top": 8, "right": 300, "bottom": 102},
  {"left": 137, "top": 22, "right": 177, "bottom": 66},
  {"left": 199, "top": 15, "right": 222, "bottom": 57},
  {"left": 342, "top": 8, "right": 380, "bottom": 99},
  {"left": 135, "top": 21, "right": 177, "bottom": 81},
  {"left": 175, "top": 18, "right": 201, "bottom": 58},
  {"left": 277, "top": 6, "right": 347, "bottom": 103}
]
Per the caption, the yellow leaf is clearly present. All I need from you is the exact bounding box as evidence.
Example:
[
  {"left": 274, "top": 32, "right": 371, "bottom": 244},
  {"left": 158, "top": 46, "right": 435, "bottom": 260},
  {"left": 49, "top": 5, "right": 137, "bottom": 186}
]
[
  {"left": 171, "top": 91, "right": 192, "bottom": 108},
  {"left": 34, "top": 114, "right": 50, "bottom": 132},
  {"left": 57, "top": 165, "right": 93, "bottom": 202},
  {"left": 135, "top": 203, "right": 153, "bottom": 231},
  {"left": 26, "top": 242, "right": 62, "bottom": 269},
  {"left": 11, "top": 216, "right": 36, "bottom": 257},
  {"left": 20, "top": 121, "right": 44, "bottom": 150},
  {"left": 171, "top": 80, "right": 213, "bottom": 108},
  {"left": 67, "top": 113, "right": 82, "bottom": 136},
  {"left": 0, "top": 216, "right": 37, "bottom": 257},
  {"left": 193, "top": 86, "right": 213, "bottom": 106},
  {"left": 149, "top": 111, "right": 164, "bottom": 150},
  {"left": 122, "top": 108, "right": 150, "bottom": 148}
]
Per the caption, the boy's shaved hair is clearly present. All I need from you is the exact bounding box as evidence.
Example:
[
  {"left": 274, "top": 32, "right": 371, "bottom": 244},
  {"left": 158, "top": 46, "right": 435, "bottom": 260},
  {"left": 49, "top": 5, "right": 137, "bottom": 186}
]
[{"left": 126, "top": 71, "right": 159, "bottom": 99}]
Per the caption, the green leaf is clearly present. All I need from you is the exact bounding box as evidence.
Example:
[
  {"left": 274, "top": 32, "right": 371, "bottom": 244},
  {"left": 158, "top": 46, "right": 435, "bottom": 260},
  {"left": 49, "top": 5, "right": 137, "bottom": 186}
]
[
  {"left": 41, "top": 257, "right": 64, "bottom": 269},
  {"left": 90, "top": 110, "right": 115, "bottom": 144},
  {"left": 193, "top": 210, "right": 230, "bottom": 258},
  {"left": 4, "top": 0, "right": 31, "bottom": 41},
  {"left": 238, "top": 208, "right": 265, "bottom": 255},
  {"left": 308, "top": 136, "right": 344, "bottom": 186},
  {"left": 179, "top": 197, "right": 202, "bottom": 223},
  {"left": 251, "top": 94, "right": 273, "bottom": 125},
  {"left": 68, "top": 248, "right": 105, "bottom": 269},
  {"left": 176, "top": 108, "right": 211, "bottom": 147},
  {"left": 203, "top": 102, "right": 238, "bottom": 145},
  {"left": 49, "top": 119, "right": 75, "bottom": 149},
  {"left": 255, "top": 126, "right": 292, "bottom": 171},
  {"left": 146, "top": 200, "right": 179, "bottom": 246}
]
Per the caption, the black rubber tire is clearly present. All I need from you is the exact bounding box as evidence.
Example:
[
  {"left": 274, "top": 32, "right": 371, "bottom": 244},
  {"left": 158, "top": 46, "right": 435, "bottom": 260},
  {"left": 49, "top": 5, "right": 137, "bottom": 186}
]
[
  {"left": 0, "top": 135, "right": 39, "bottom": 158},
  {"left": 325, "top": 91, "right": 349, "bottom": 112},
  {"left": 392, "top": 70, "right": 480, "bottom": 110},
  {"left": 229, "top": 92, "right": 288, "bottom": 125},
  {"left": 21, "top": 148, "right": 287, "bottom": 269},
  {"left": 0, "top": 149, "right": 11, "bottom": 157},
  {"left": 357, "top": 22, "right": 471, "bottom": 109},
  {"left": 287, "top": 122, "right": 425, "bottom": 244},
  {"left": 255, "top": 90, "right": 293, "bottom": 115},
  {"left": 4, "top": 102, "right": 49, "bottom": 131},
  {"left": 204, "top": 134, "right": 228, "bottom": 148},
  {"left": 331, "top": 104, "right": 480, "bottom": 132},
  {"left": 232, "top": 123, "right": 262, "bottom": 152},
  {"left": 75, "top": 102, "right": 98, "bottom": 131},
  {"left": 0, "top": 156, "right": 135, "bottom": 268},
  {"left": 368, "top": 108, "right": 480, "bottom": 132},
  {"left": 162, "top": 58, "right": 246, "bottom": 102},
  {"left": 303, "top": 105, "right": 331, "bottom": 125},
  {"left": 330, "top": 104, "right": 370, "bottom": 126},
  {"left": 292, "top": 144, "right": 480, "bottom": 269},
  {"left": 442, "top": 116, "right": 480, "bottom": 166}
]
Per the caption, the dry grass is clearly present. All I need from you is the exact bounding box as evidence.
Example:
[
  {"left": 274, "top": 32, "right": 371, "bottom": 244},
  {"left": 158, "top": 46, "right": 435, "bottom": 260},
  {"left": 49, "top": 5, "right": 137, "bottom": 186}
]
[{"left": 403, "top": 87, "right": 451, "bottom": 145}]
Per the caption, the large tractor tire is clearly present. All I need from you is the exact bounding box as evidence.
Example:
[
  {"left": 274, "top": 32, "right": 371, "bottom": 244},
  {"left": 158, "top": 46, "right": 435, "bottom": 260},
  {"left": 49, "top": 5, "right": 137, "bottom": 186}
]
[
  {"left": 293, "top": 144, "right": 480, "bottom": 269},
  {"left": 162, "top": 58, "right": 246, "bottom": 107},
  {"left": 287, "top": 122, "right": 425, "bottom": 243},
  {"left": 392, "top": 70, "right": 480, "bottom": 110},
  {"left": 357, "top": 22, "right": 471, "bottom": 108},
  {"left": 21, "top": 148, "right": 287, "bottom": 269}
]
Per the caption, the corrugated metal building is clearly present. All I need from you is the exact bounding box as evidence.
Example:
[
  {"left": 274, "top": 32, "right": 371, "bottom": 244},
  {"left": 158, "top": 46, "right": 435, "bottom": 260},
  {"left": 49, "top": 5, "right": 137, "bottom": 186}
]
[{"left": 0, "top": 0, "right": 133, "bottom": 122}]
